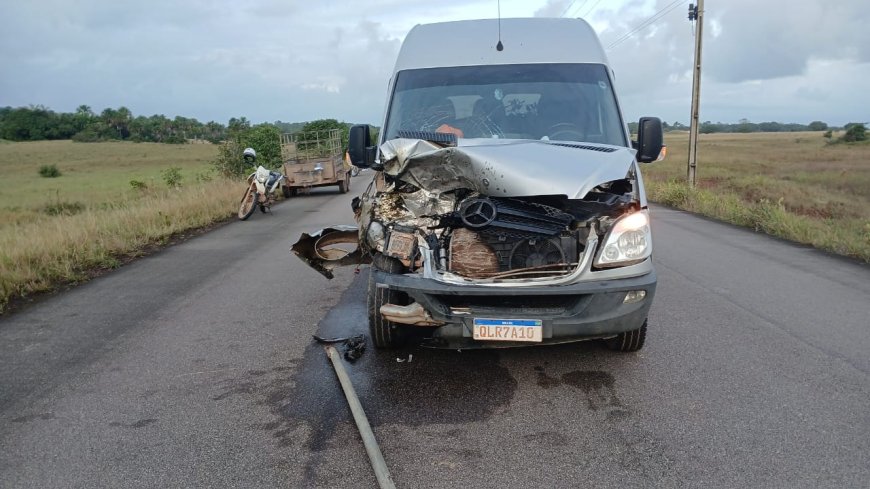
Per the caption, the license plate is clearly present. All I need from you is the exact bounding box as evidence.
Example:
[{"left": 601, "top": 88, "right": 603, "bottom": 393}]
[{"left": 473, "top": 318, "right": 543, "bottom": 343}]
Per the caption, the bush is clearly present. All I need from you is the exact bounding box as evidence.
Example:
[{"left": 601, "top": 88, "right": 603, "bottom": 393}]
[
  {"left": 43, "top": 201, "right": 84, "bottom": 216},
  {"left": 162, "top": 167, "right": 183, "bottom": 188},
  {"left": 129, "top": 179, "right": 147, "bottom": 190},
  {"left": 71, "top": 127, "right": 105, "bottom": 142},
  {"left": 213, "top": 139, "right": 246, "bottom": 177},
  {"left": 163, "top": 134, "right": 187, "bottom": 144},
  {"left": 840, "top": 123, "right": 867, "bottom": 143},
  {"left": 39, "top": 164, "right": 61, "bottom": 178},
  {"left": 213, "top": 124, "right": 281, "bottom": 178}
]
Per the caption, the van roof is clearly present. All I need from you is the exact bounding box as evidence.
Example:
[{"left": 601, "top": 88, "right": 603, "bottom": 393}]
[{"left": 394, "top": 18, "right": 608, "bottom": 73}]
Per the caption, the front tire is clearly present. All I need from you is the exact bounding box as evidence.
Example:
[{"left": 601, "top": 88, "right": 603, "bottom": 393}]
[
  {"left": 338, "top": 174, "right": 350, "bottom": 194},
  {"left": 368, "top": 254, "right": 407, "bottom": 348},
  {"left": 605, "top": 319, "right": 647, "bottom": 352},
  {"left": 282, "top": 185, "right": 294, "bottom": 198},
  {"left": 238, "top": 187, "right": 257, "bottom": 220}
]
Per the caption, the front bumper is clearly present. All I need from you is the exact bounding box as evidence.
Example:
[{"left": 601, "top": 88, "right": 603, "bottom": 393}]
[{"left": 373, "top": 269, "right": 656, "bottom": 349}]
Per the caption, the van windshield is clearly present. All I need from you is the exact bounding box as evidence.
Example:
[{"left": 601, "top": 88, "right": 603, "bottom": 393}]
[{"left": 383, "top": 63, "right": 626, "bottom": 146}]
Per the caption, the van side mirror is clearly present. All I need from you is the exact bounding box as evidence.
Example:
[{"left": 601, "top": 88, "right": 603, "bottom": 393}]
[
  {"left": 635, "top": 117, "right": 663, "bottom": 163},
  {"left": 348, "top": 125, "right": 377, "bottom": 168}
]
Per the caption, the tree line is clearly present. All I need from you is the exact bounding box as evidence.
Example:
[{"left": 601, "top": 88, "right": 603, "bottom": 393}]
[
  {"left": 629, "top": 119, "right": 848, "bottom": 134},
  {"left": 6, "top": 105, "right": 853, "bottom": 145},
  {"left": 0, "top": 105, "right": 234, "bottom": 143},
  {"left": 698, "top": 119, "right": 835, "bottom": 134},
  {"left": 0, "top": 105, "right": 377, "bottom": 148}
]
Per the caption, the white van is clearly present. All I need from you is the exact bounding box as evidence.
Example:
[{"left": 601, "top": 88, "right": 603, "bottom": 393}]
[{"left": 299, "top": 18, "right": 664, "bottom": 351}]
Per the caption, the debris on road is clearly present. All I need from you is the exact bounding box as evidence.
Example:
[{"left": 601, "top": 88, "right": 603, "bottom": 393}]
[
  {"left": 324, "top": 346, "right": 396, "bottom": 489},
  {"left": 313, "top": 334, "right": 367, "bottom": 362},
  {"left": 343, "top": 335, "right": 366, "bottom": 362},
  {"left": 396, "top": 354, "right": 413, "bottom": 363}
]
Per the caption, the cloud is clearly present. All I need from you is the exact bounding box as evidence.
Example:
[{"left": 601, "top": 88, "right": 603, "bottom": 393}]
[
  {"left": 595, "top": 0, "right": 870, "bottom": 124},
  {"left": 534, "top": 0, "right": 571, "bottom": 17},
  {"left": 0, "top": 0, "right": 867, "bottom": 126},
  {"left": 603, "top": 0, "right": 870, "bottom": 84}
]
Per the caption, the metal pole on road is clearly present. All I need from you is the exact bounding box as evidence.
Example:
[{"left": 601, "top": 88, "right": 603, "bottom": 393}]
[
  {"left": 325, "top": 346, "right": 397, "bottom": 489},
  {"left": 687, "top": 0, "right": 704, "bottom": 187}
]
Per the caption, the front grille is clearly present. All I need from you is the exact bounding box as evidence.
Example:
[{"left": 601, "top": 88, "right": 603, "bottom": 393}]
[{"left": 480, "top": 232, "right": 580, "bottom": 274}]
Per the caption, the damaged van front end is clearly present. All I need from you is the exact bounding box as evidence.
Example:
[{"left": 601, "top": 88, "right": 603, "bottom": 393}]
[
  {"left": 292, "top": 17, "right": 664, "bottom": 351},
  {"left": 293, "top": 132, "right": 660, "bottom": 350}
]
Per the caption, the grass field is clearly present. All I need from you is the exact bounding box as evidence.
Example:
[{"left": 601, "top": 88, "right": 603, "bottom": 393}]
[
  {"left": 1, "top": 133, "right": 867, "bottom": 311},
  {"left": 642, "top": 131, "right": 870, "bottom": 262},
  {"left": 0, "top": 140, "right": 218, "bottom": 226},
  {"left": 0, "top": 140, "right": 240, "bottom": 312}
]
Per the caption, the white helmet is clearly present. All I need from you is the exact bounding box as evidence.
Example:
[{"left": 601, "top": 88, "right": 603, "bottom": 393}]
[{"left": 243, "top": 147, "right": 256, "bottom": 158}]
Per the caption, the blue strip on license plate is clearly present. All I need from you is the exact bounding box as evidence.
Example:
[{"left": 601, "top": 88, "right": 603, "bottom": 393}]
[{"left": 473, "top": 318, "right": 542, "bottom": 327}]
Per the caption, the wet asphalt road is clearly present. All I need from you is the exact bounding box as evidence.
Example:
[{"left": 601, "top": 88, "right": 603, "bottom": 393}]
[{"left": 1, "top": 180, "right": 868, "bottom": 488}]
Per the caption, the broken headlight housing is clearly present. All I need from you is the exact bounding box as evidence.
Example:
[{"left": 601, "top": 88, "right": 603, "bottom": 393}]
[{"left": 594, "top": 210, "right": 652, "bottom": 268}]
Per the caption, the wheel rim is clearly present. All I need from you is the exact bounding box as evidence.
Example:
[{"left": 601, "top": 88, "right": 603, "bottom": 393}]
[{"left": 239, "top": 188, "right": 255, "bottom": 217}]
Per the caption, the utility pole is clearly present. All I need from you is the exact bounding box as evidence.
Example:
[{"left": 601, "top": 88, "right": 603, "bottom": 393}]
[{"left": 687, "top": 0, "right": 704, "bottom": 187}]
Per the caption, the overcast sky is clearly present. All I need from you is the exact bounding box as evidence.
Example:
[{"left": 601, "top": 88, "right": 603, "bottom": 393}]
[{"left": 1, "top": 0, "right": 868, "bottom": 126}]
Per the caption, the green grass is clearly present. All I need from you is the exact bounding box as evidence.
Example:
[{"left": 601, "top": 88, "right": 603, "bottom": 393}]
[
  {"left": 643, "top": 132, "right": 870, "bottom": 262},
  {"left": 0, "top": 140, "right": 241, "bottom": 312},
  {"left": 2, "top": 134, "right": 866, "bottom": 310},
  {"left": 0, "top": 140, "right": 217, "bottom": 225}
]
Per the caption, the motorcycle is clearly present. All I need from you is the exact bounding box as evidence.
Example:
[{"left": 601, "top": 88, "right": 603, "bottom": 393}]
[{"left": 238, "top": 166, "right": 286, "bottom": 220}]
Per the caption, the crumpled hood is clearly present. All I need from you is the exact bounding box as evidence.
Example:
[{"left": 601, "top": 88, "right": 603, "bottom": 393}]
[{"left": 380, "top": 138, "right": 636, "bottom": 199}]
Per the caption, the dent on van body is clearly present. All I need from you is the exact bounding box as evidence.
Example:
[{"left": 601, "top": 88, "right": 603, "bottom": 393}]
[{"left": 292, "top": 137, "right": 641, "bottom": 281}]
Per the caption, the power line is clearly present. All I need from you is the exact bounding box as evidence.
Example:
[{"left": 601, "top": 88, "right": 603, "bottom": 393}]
[
  {"left": 568, "top": 0, "right": 590, "bottom": 17},
  {"left": 606, "top": 0, "right": 685, "bottom": 49},
  {"left": 607, "top": 0, "right": 684, "bottom": 48},
  {"left": 578, "top": 0, "right": 603, "bottom": 18},
  {"left": 560, "top": 0, "right": 580, "bottom": 17}
]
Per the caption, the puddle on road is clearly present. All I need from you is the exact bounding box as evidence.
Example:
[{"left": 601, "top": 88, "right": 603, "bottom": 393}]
[
  {"left": 213, "top": 269, "right": 516, "bottom": 454},
  {"left": 207, "top": 267, "right": 680, "bottom": 485},
  {"left": 210, "top": 267, "right": 684, "bottom": 485},
  {"left": 562, "top": 370, "right": 624, "bottom": 411},
  {"left": 534, "top": 365, "right": 626, "bottom": 413}
]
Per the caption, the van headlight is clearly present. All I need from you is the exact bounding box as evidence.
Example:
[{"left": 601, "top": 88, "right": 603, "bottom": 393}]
[{"left": 595, "top": 210, "right": 652, "bottom": 268}]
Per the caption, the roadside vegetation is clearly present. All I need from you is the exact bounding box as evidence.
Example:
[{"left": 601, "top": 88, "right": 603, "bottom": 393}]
[
  {"left": 0, "top": 112, "right": 385, "bottom": 312},
  {"left": 642, "top": 130, "right": 870, "bottom": 263},
  {"left": 3, "top": 113, "right": 865, "bottom": 311},
  {"left": 0, "top": 140, "right": 238, "bottom": 312}
]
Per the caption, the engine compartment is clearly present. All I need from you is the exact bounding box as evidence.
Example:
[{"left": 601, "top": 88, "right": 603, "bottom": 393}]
[
  {"left": 293, "top": 137, "right": 646, "bottom": 283},
  {"left": 364, "top": 175, "right": 636, "bottom": 281}
]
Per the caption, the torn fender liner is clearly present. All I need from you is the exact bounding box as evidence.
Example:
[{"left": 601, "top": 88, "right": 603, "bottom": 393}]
[
  {"left": 291, "top": 225, "right": 370, "bottom": 279},
  {"left": 380, "top": 138, "right": 636, "bottom": 199}
]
